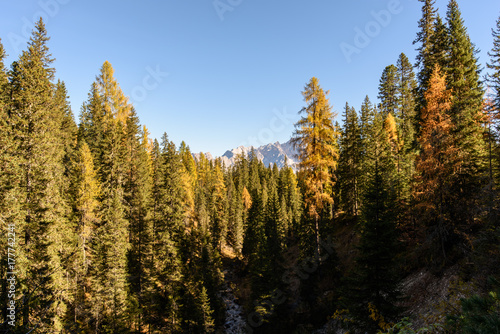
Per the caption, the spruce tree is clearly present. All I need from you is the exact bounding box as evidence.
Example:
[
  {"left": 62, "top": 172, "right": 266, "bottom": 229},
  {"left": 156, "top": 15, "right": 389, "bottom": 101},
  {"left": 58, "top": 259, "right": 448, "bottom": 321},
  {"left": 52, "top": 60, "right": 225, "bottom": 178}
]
[
  {"left": 148, "top": 133, "right": 185, "bottom": 331},
  {"left": 278, "top": 160, "right": 302, "bottom": 238},
  {"left": 243, "top": 158, "right": 266, "bottom": 266},
  {"left": 488, "top": 15, "right": 500, "bottom": 112},
  {"left": 378, "top": 64, "right": 399, "bottom": 119},
  {"left": 124, "top": 108, "right": 154, "bottom": 331},
  {"left": 488, "top": 15, "right": 500, "bottom": 190},
  {"left": 9, "top": 18, "right": 71, "bottom": 331},
  {"left": 428, "top": 15, "right": 450, "bottom": 76},
  {"left": 210, "top": 161, "right": 227, "bottom": 252},
  {"left": 226, "top": 173, "right": 244, "bottom": 254},
  {"left": 359, "top": 96, "right": 376, "bottom": 203},
  {"left": 54, "top": 80, "right": 78, "bottom": 178},
  {"left": 414, "top": 0, "right": 438, "bottom": 92},
  {"left": 396, "top": 53, "right": 418, "bottom": 206},
  {"left": 351, "top": 121, "right": 401, "bottom": 331},
  {"left": 338, "top": 102, "right": 362, "bottom": 217},
  {"left": 446, "top": 0, "right": 487, "bottom": 231},
  {"left": 0, "top": 37, "right": 23, "bottom": 331}
]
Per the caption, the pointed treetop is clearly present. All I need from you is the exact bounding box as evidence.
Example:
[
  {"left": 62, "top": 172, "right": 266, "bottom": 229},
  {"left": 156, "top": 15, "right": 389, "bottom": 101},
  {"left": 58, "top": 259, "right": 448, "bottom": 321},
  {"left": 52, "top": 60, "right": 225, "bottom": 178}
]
[
  {"left": 0, "top": 38, "right": 6, "bottom": 71},
  {"left": 414, "top": 0, "right": 438, "bottom": 56},
  {"left": 27, "top": 17, "right": 55, "bottom": 79},
  {"left": 487, "top": 14, "right": 500, "bottom": 111},
  {"left": 96, "top": 60, "right": 131, "bottom": 124}
]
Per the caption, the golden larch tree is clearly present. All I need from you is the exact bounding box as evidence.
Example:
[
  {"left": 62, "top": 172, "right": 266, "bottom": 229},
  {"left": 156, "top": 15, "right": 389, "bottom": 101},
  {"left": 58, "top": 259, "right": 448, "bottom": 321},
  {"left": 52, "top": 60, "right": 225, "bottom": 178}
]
[
  {"left": 292, "top": 77, "right": 339, "bottom": 261},
  {"left": 416, "top": 65, "right": 460, "bottom": 259}
]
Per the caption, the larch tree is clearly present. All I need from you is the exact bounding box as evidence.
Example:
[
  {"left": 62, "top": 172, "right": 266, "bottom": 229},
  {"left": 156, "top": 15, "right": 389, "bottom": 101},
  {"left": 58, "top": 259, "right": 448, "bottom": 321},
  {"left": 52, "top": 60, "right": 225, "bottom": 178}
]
[
  {"left": 416, "top": 65, "right": 459, "bottom": 261},
  {"left": 96, "top": 60, "right": 131, "bottom": 125},
  {"left": 292, "top": 77, "right": 339, "bottom": 262},
  {"left": 72, "top": 140, "right": 101, "bottom": 330},
  {"left": 179, "top": 141, "right": 197, "bottom": 226},
  {"left": 80, "top": 62, "right": 131, "bottom": 332}
]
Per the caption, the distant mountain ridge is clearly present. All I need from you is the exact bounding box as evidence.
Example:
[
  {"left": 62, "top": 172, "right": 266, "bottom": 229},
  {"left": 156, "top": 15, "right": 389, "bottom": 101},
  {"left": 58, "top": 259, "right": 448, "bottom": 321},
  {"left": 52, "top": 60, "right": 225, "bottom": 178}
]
[{"left": 193, "top": 139, "right": 299, "bottom": 169}]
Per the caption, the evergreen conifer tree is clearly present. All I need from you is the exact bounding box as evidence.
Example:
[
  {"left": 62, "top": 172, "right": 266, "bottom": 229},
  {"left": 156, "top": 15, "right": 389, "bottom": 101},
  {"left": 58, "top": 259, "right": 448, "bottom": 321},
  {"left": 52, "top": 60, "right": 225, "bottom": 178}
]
[
  {"left": 9, "top": 18, "right": 71, "bottom": 331},
  {"left": 338, "top": 103, "right": 362, "bottom": 217},
  {"left": 350, "top": 109, "right": 400, "bottom": 333},
  {"left": 378, "top": 65, "right": 399, "bottom": 119},
  {"left": 446, "top": 0, "right": 487, "bottom": 231},
  {"left": 488, "top": 15, "right": 500, "bottom": 112}
]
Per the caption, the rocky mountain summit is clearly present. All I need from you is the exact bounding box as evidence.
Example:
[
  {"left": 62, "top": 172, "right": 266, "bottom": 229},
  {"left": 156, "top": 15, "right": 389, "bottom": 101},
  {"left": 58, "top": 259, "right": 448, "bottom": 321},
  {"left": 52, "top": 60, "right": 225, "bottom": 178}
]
[{"left": 193, "top": 139, "right": 299, "bottom": 169}]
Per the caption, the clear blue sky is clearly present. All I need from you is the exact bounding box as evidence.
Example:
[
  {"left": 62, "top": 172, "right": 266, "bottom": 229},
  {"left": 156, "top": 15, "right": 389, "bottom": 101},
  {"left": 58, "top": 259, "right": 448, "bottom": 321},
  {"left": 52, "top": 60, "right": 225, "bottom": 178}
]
[{"left": 1, "top": 0, "right": 499, "bottom": 156}]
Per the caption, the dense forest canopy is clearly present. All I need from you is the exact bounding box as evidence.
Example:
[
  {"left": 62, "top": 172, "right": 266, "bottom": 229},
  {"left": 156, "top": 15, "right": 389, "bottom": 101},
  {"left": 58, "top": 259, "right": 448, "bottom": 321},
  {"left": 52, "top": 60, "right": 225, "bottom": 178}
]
[{"left": 1, "top": 1, "right": 500, "bottom": 333}]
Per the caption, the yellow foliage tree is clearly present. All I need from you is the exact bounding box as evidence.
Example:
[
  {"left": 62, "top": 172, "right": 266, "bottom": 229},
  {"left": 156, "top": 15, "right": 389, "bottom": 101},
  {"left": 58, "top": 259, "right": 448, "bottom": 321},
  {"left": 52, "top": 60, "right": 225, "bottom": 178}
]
[{"left": 292, "top": 77, "right": 339, "bottom": 261}]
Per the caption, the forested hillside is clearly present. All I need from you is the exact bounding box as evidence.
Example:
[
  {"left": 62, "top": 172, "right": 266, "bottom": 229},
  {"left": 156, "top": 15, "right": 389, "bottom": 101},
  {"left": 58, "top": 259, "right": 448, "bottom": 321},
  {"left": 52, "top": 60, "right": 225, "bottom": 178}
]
[{"left": 1, "top": 0, "right": 500, "bottom": 333}]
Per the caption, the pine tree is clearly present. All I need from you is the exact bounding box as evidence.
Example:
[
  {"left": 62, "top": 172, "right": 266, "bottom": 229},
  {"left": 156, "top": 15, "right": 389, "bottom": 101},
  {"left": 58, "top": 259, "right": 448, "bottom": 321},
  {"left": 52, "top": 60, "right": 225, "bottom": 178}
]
[
  {"left": 416, "top": 65, "right": 460, "bottom": 262},
  {"left": 292, "top": 77, "right": 339, "bottom": 262},
  {"left": 8, "top": 18, "right": 71, "bottom": 331},
  {"left": 338, "top": 102, "right": 362, "bottom": 217}
]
